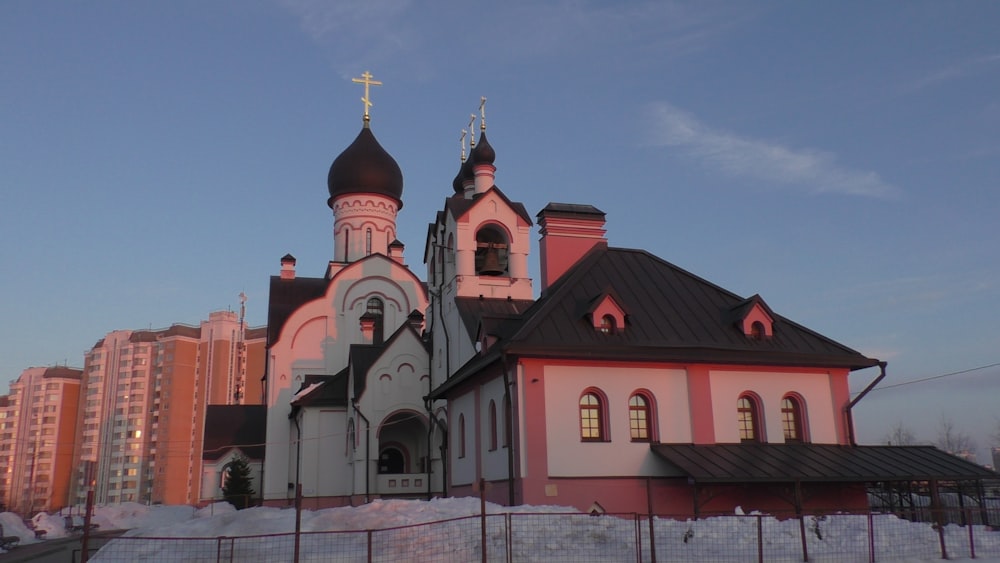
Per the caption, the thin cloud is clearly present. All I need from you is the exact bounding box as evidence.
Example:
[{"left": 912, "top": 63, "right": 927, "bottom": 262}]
[
  {"left": 906, "top": 53, "right": 1000, "bottom": 92},
  {"left": 646, "top": 101, "right": 900, "bottom": 198}
]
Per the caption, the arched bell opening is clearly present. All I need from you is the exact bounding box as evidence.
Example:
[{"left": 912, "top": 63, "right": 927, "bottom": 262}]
[{"left": 475, "top": 225, "right": 509, "bottom": 277}]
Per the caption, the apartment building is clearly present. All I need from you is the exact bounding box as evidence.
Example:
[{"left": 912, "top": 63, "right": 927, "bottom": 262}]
[
  {"left": 69, "top": 311, "right": 265, "bottom": 507},
  {"left": 0, "top": 366, "right": 82, "bottom": 514}
]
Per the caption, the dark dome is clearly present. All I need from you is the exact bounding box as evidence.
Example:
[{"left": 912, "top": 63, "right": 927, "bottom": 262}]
[
  {"left": 470, "top": 131, "right": 496, "bottom": 165},
  {"left": 327, "top": 126, "right": 403, "bottom": 209},
  {"left": 452, "top": 166, "right": 464, "bottom": 194}
]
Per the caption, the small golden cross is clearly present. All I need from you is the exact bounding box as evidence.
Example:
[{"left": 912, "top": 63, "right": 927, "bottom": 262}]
[
  {"left": 351, "top": 71, "right": 382, "bottom": 121},
  {"left": 479, "top": 96, "right": 487, "bottom": 130},
  {"left": 468, "top": 113, "right": 477, "bottom": 147},
  {"left": 460, "top": 129, "right": 468, "bottom": 162}
]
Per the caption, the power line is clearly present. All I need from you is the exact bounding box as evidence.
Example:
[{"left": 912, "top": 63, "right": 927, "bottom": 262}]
[{"left": 865, "top": 362, "right": 1000, "bottom": 393}]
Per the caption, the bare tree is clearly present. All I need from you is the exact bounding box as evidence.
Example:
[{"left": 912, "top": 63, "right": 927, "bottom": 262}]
[
  {"left": 936, "top": 416, "right": 976, "bottom": 455},
  {"left": 884, "top": 421, "right": 916, "bottom": 446}
]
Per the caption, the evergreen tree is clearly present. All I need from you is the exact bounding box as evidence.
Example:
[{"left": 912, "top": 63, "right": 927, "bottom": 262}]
[{"left": 222, "top": 455, "right": 256, "bottom": 509}]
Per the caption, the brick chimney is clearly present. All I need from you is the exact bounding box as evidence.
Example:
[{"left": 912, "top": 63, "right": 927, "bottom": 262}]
[
  {"left": 537, "top": 203, "right": 607, "bottom": 291},
  {"left": 359, "top": 313, "right": 376, "bottom": 344},
  {"left": 280, "top": 254, "right": 297, "bottom": 280}
]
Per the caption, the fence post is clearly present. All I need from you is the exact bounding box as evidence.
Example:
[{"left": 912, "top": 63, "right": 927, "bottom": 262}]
[
  {"left": 294, "top": 483, "right": 302, "bottom": 563},
  {"left": 216, "top": 537, "right": 223, "bottom": 563},
  {"left": 479, "top": 480, "right": 487, "bottom": 563},
  {"left": 757, "top": 515, "right": 764, "bottom": 563},
  {"left": 646, "top": 478, "right": 657, "bottom": 563},
  {"left": 80, "top": 489, "right": 94, "bottom": 563},
  {"left": 867, "top": 512, "right": 874, "bottom": 563},
  {"left": 798, "top": 515, "right": 808, "bottom": 563},
  {"left": 967, "top": 508, "right": 976, "bottom": 560},
  {"left": 367, "top": 530, "right": 373, "bottom": 563},
  {"left": 506, "top": 512, "right": 513, "bottom": 563}
]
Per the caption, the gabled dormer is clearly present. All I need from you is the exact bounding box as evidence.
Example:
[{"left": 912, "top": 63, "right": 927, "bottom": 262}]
[
  {"left": 730, "top": 294, "right": 776, "bottom": 340},
  {"left": 585, "top": 288, "right": 628, "bottom": 335}
]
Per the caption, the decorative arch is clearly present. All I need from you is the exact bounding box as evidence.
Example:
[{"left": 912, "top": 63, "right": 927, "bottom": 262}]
[
  {"left": 737, "top": 392, "right": 764, "bottom": 443},
  {"left": 579, "top": 387, "right": 609, "bottom": 442}
]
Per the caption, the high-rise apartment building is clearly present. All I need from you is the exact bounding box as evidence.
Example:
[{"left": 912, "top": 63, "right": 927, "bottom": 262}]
[
  {"left": 0, "top": 366, "right": 82, "bottom": 514},
  {"left": 69, "top": 311, "right": 265, "bottom": 507}
]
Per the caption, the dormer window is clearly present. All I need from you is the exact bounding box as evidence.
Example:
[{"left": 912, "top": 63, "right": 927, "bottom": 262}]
[
  {"left": 731, "top": 295, "right": 775, "bottom": 339},
  {"left": 587, "top": 289, "right": 626, "bottom": 334}
]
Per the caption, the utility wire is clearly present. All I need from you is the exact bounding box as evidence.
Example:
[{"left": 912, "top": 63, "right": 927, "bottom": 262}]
[{"left": 865, "top": 362, "right": 1000, "bottom": 393}]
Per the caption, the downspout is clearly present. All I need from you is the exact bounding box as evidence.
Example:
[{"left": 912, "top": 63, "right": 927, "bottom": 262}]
[
  {"left": 290, "top": 406, "right": 302, "bottom": 503},
  {"left": 353, "top": 399, "right": 371, "bottom": 503},
  {"left": 424, "top": 396, "right": 449, "bottom": 499},
  {"left": 845, "top": 361, "right": 887, "bottom": 446},
  {"left": 501, "top": 353, "right": 515, "bottom": 506}
]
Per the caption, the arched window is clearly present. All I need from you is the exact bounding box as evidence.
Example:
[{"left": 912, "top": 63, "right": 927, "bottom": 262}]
[
  {"left": 737, "top": 395, "right": 762, "bottom": 442},
  {"left": 488, "top": 400, "right": 498, "bottom": 451},
  {"left": 579, "top": 390, "right": 607, "bottom": 442},
  {"left": 502, "top": 394, "right": 511, "bottom": 448},
  {"left": 366, "top": 297, "right": 385, "bottom": 345},
  {"left": 600, "top": 315, "right": 616, "bottom": 335},
  {"left": 365, "top": 228, "right": 373, "bottom": 256},
  {"left": 628, "top": 392, "right": 655, "bottom": 442},
  {"left": 750, "top": 321, "right": 765, "bottom": 340},
  {"left": 474, "top": 226, "right": 509, "bottom": 277},
  {"left": 458, "top": 414, "right": 466, "bottom": 458},
  {"left": 781, "top": 396, "right": 805, "bottom": 442}
]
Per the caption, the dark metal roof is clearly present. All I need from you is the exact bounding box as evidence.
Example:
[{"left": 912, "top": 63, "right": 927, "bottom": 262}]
[
  {"left": 650, "top": 444, "right": 999, "bottom": 483},
  {"left": 431, "top": 245, "right": 879, "bottom": 400},
  {"left": 291, "top": 371, "right": 349, "bottom": 408},
  {"left": 454, "top": 297, "right": 536, "bottom": 342},
  {"left": 266, "top": 275, "right": 329, "bottom": 346},
  {"left": 505, "top": 246, "right": 878, "bottom": 369},
  {"left": 202, "top": 405, "right": 267, "bottom": 461},
  {"left": 442, "top": 187, "right": 533, "bottom": 227}
]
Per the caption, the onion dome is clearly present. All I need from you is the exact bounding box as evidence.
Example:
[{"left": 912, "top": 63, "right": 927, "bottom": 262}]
[
  {"left": 327, "top": 125, "right": 403, "bottom": 209},
  {"left": 452, "top": 165, "right": 464, "bottom": 194},
  {"left": 470, "top": 131, "right": 496, "bottom": 165},
  {"left": 460, "top": 155, "right": 475, "bottom": 187}
]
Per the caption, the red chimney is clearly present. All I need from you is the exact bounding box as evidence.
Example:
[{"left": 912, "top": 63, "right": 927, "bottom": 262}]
[{"left": 537, "top": 203, "right": 607, "bottom": 291}]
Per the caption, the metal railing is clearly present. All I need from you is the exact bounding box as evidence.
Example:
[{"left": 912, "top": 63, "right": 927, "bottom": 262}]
[{"left": 78, "top": 506, "right": 1000, "bottom": 562}]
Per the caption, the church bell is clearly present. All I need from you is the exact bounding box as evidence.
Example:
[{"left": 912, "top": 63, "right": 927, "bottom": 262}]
[{"left": 478, "top": 245, "right": 505, "bottom": 276}]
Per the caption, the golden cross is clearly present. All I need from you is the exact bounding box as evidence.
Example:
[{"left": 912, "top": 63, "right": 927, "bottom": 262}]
[
  {"left": 479, "top": 96, "right": 487, "bottom": 130},
  {"left": 468, "top": 113, "right": 477, "bottom": 147},
  {"left": 351, "top": 71, "right": 382, "bottom": 121},
  {"left": 460, "top": 129, "right": 468, "bottom": 162}
]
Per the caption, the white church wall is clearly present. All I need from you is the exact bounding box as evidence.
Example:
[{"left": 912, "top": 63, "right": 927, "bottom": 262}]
[
  {"left": 450, "top": 390, "right": 477, "bottom": 486},
  {"left": 709, "top": 369, "right": 839, "bottom": 444},
  {"left": 543, "top": 364, "right": 690, "bottom": 477},
  {"left": 479, "top": 376, "right": 509, "bottom": 482}
]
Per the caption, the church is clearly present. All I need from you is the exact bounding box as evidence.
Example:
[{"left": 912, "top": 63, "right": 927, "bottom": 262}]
[{"left": 260, "top": 75, "right": 995, "bottom": 516}]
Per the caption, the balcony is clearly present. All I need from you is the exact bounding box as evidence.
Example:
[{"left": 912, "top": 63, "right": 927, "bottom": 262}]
[{"left": 375, "top": 473, "right": 428, "bottom": 496}]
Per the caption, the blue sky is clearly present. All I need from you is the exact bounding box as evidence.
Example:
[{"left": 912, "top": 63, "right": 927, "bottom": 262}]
[{"left": 2, "top": 1, "right": 998, "bottom": 460}]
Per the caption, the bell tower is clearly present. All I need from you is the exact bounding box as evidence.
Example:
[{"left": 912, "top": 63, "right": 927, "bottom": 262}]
[{"left": 427, "top": 98, "right": 533, "bottom": 301}]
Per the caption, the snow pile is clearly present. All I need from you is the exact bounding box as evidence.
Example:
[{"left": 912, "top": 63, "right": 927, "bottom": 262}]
[
  {"left": 0, "top": 511, "right": 40, "bottom": 551},
  {"left": 8, "top": 498, "right": 1000, "bottom": 561}
]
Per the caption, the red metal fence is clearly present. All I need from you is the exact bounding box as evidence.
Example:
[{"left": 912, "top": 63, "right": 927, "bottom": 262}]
[{"left": 81, "top": 508, "right": 1000, "bottom": 562}]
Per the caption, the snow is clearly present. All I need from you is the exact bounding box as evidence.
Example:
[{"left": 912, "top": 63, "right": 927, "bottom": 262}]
[{"left": 2, "top": 498, "right": 1000, "bottom": 561}]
